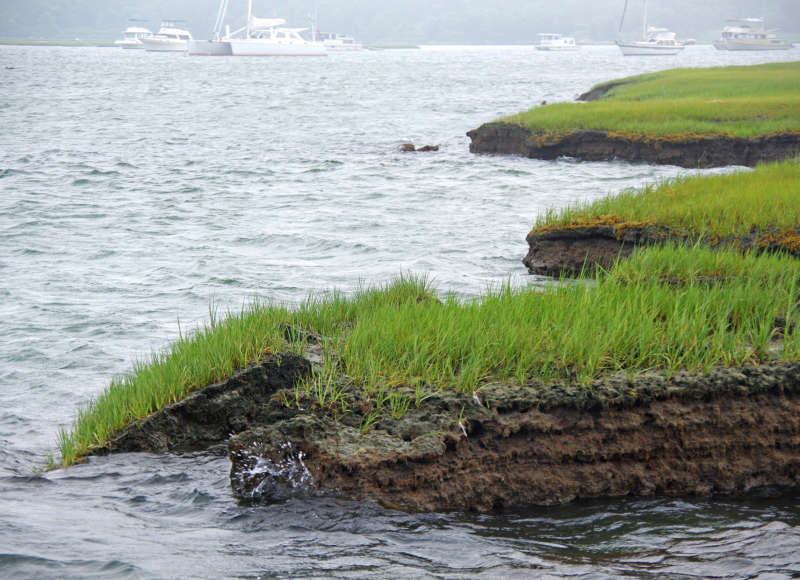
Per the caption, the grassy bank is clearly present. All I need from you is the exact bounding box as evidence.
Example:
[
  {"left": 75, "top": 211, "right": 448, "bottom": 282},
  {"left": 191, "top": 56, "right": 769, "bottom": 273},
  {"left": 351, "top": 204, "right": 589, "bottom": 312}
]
[
  {"left": 59, "top": 243, "right": 800, "bottom": 465},
  {"left": 504, "top": 62, "right": 800, "bottom": 138},
  {"left": 533, "top": 158, "right": 800, "bottom": 249}
]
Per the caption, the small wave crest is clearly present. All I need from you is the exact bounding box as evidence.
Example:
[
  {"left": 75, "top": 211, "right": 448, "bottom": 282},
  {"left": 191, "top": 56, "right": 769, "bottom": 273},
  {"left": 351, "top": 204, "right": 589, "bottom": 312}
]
[{"left": 232, "top": 441, "right": 314, "bottom": 501}]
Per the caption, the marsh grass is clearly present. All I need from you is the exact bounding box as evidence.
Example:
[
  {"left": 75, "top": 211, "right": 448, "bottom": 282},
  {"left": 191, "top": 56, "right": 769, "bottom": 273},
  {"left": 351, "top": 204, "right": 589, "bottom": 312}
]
[
  {"left": 504, "top": 62, "right": 800, "bottom": 138},
  {"left": 534, "top": 159, "right": 800, "bottom": 239},
  {"left": 59, "top": 248, "right": 800, "bottom": 466}
]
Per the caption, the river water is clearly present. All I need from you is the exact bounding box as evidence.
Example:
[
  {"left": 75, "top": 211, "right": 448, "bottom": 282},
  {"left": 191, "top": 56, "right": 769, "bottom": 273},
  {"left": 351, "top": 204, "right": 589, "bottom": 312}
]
[{"left": 1, "top": 43, "right": 799, "bottom": 578}]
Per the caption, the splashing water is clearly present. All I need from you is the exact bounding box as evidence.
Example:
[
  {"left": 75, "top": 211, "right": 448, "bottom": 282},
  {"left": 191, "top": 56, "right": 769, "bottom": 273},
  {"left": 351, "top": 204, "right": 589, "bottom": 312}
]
[{"left": 233, "top": 441, "right": 314, "bottom": 501}]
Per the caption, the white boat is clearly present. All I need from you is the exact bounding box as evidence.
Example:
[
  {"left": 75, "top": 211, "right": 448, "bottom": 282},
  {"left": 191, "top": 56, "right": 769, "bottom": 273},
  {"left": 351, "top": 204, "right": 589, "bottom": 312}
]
[
  {"left": 140, "top": 21, "right": 193, "bottom": 52},
  {"left": 535, "top": 33, "right": 578, "bottom": 51},
  {"left": 616, "top": 0, "right": 684, "bottom": 56},
  {"left": 318, "top": 33, "right": 363, "bottom": 51},
  {"left": 713, "top": 18, "right": 793, "bottom": 51},
  {"left": 114, "top": 24, "right": 152, "bottom": 49},
  {"left": 227, "top": 2, "right": 327, "bottom": 57},
  {"left": 187, "top": 0, "right": 233, "bottom": 55}
]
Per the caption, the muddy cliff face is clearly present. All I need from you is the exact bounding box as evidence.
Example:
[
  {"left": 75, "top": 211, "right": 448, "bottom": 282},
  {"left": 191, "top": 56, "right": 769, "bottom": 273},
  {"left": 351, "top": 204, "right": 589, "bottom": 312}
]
[
  {"left": 228, "top": 363, "right": 800, "bottom": 512},
  {"left": 89, "top": 351, "right": 800, "bottom": 513},
  {"left": 522, "top": 224, "right": 800, "bottom": 277},
  {"left": 467, "top": 122, "right": 800, "bottom": 168}
]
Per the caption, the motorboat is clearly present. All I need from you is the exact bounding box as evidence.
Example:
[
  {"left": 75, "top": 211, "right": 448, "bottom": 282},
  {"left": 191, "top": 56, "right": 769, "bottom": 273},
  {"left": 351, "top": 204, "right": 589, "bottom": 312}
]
[
  {"left": 114, "top": 24, "right": 153, "bottom": 49},
  {"left": 616, "top": 0, "right": 684, "bottom": 56},
  {"left": 318, "top": 32, "right": 363, "bottom": 51},
  {"left": 140, "top": 21, "right": 193, "bottom": 52},
  {"left": 535, "top": 33, "right": 578, "bottom": 51},
  {"left": 713, "top": 18, "right": 793, "bottom": 51},
  {"left": 187, "top": 0, "right": 233, "bottom": 55}
]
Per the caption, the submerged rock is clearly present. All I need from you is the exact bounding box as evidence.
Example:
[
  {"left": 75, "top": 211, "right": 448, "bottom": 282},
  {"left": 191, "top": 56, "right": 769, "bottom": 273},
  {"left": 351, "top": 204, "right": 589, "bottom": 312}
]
[{"left": 400, "top": 143, "right": 440, "bottom": 152}]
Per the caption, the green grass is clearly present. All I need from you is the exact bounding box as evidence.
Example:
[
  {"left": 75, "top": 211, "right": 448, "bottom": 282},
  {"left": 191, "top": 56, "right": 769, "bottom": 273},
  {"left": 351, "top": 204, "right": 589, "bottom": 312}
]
[
  {"left": 59, "top": 248, "right": 800, "bottom": 466},
  {"left": 534, "top": 158, "right": 800, "bottom": 242},
  {"left": 504, "top": 62, "right": 800, "bottom": 138}
]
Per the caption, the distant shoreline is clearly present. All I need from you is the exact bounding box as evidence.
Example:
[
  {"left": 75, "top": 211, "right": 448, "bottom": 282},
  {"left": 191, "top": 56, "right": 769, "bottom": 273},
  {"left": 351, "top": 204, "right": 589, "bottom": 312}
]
[{"left": 0, "top": 39, "right": 116, "bottom": 47}]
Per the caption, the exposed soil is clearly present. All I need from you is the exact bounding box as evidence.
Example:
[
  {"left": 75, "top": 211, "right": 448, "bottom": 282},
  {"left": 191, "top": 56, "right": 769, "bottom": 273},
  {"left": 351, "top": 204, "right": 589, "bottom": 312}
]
[
  {"left": 227, "top": 361, "right": 800, "bottom": 512},
  {"left": 578, "top": 80, "right": 632, "bottom": 102},
  {"left": 90, "top": 348, "right": 800, "bottom": 513},
  {"left": 466, "top": 122, "right": 800, "bottom": 168},
  {"left": 91, "top": 354, "right": 311, "bottom": 455},
  {"left": 523, "top": 224, "right": 800, "bottom": 277}
]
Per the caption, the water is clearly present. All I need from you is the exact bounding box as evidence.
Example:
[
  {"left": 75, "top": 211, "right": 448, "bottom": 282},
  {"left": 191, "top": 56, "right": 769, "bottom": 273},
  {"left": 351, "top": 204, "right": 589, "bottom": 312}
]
[{"left": 1, "top": 43, "right": 799, "bottom": 578}]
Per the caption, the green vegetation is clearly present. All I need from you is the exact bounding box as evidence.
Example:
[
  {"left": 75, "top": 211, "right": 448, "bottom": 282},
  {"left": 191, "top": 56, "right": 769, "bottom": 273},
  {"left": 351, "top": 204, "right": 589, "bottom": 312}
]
[
  {"left": 59, "top": 244, "right": 800, "bottom": 465},
  {"left": 533, "top": 158, "right": 800, "bottom": 248},
  {"left": 504, "top": 62, "right": 800, "bottom": 138}
]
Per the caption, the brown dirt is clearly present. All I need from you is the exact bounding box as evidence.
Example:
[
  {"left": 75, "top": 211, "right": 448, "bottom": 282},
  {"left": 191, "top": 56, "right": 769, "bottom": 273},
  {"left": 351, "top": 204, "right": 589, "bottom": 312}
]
[
  {"left": 86, "top": 339, "right": 800, "bottom": 513},
  {"left": 229, "top": 362, "right": 800, "bottom": 512},
  {"left": 523, "top": 225, "right": 800, "bottom": 277},
  {"left": 466, "top": 122, "right": 800, "bottom": 168}
]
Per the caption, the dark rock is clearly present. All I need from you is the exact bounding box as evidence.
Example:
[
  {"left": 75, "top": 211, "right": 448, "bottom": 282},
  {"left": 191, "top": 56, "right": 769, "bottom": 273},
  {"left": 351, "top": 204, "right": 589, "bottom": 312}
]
[
  {"left": 466, "top": 122, "right": 800, "bottom": 168},
  {"left": 400, "top": 143, "right": 439, "bottom": 152}
]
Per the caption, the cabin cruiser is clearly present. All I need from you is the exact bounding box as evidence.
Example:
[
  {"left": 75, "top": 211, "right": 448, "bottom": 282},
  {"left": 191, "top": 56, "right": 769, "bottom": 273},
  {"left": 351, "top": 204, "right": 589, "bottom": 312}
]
[
  {"left": 713, "top": 18, "right": 792, "bottom": 50},
  {"left": 114, "top": 25, "right": 153, "bottom": 49},
  {"left": 535, "top": 33, "right": 578, "bottom": 51},
  {"left": 140, "top": 21, "right": 193, "bottom": 52}
]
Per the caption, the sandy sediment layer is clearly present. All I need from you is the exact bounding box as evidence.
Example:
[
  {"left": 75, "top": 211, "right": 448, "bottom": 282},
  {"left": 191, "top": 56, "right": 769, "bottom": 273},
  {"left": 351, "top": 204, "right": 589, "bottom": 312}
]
[{"left": 466, "top": 122, "right": 800, "bottom": 168}]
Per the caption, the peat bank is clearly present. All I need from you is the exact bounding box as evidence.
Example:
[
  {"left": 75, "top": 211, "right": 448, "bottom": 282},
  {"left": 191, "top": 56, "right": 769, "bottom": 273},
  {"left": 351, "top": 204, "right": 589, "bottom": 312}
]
[{"left": 58, "top": 62, "right": 800, "bottom": 512}]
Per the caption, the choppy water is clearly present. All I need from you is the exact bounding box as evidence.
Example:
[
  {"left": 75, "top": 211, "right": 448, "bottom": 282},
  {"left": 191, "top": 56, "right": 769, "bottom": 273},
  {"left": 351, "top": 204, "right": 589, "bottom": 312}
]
[{"left": 1, "top": 44, "right": 799, "bottom": 578}]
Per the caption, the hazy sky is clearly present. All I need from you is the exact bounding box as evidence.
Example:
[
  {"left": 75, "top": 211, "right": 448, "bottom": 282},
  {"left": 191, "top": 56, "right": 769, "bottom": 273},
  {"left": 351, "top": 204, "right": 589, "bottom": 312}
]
[{"left": 1, "top": 0, "right": 798, "bottom": 43}]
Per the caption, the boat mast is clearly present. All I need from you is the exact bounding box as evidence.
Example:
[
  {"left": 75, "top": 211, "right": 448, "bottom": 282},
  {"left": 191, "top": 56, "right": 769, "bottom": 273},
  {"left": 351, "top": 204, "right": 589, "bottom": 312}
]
[
  {"left": 213, "top": 0, "right": 229, "bottom": 40},
  {"left": 618, "top": 0, "right": 628, "bottom": 37},
  {"left": 246, "top": 0, "right": 252, "bottom": 38},
  {"left": 642, "top": 0, "right": 648, "bottom": 40}
]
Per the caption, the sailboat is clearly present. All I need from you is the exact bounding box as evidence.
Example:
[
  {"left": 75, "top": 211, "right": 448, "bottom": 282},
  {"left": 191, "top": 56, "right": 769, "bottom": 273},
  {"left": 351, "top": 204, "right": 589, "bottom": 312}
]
[
  {"left": 227, "top": 0, "right": 327, "bottom": 56},
  {"left": 187, "top": 0, "right": 233, "bottom": 55},
  {"left": 616, "top": 0, "right": 685, "bottom": 56}
]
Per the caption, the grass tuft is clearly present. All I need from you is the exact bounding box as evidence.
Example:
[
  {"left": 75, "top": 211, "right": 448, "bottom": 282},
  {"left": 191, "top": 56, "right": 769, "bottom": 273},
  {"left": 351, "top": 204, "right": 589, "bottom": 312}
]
[{"left": 504, "top": 62, "right": 800, "bottom": 139}]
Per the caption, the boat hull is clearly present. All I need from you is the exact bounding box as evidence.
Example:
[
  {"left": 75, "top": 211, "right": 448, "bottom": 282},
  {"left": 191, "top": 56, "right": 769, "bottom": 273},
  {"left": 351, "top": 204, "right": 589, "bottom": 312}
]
[
  {"left": 616, "top": 41, "right": 684, "bottom": 56},
  {"left": 713, "top": 39, "right": 792, "bottom": 51},
  {"left": 140, "top": 38, "right": 188, "bottom": 52},
  {"left": 115, "top": 39, "right": 146, "bottom": 49},
  {"left": 228, "top": 39, "right": 327, "bottom": 56},
  {"left": 187, "top": 40, "right": 233, "bottom": 56}
]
